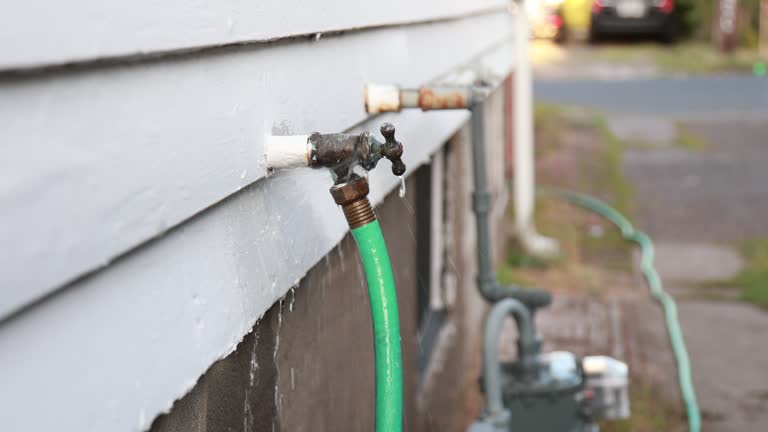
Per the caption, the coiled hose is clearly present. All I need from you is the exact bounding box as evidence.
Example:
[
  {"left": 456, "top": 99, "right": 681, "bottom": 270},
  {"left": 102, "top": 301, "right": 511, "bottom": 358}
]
[
  {"left": 537, "top": 186, "right": 701, "bottom": 432},
  {"left": 352, "top": 220, "right": 403, "bottom": 432}
]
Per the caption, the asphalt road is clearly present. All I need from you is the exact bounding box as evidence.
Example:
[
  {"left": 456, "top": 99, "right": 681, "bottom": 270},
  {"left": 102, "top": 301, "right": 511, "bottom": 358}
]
[{"left": 535, "top": 75, "right": 768, "bottom": 116}]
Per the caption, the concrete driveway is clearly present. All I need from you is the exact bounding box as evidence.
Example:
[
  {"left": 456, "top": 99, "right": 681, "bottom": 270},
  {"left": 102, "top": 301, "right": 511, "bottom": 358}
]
[{"left": 533, "top": 44, "right": 768, "bottom": 431}]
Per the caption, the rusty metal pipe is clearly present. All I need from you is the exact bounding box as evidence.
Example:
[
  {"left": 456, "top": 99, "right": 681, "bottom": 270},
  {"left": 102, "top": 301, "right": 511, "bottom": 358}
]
[{"left": 365, "top": 84, "right": 472, "bottom": 113}]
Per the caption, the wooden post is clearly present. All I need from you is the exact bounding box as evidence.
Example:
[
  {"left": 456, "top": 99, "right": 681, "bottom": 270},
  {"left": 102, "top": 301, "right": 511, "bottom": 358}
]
[
  {"left": 716, "top": 0, "right": 739, "bottom": 53},
  {"left": 760, "top": 0, "right": 768, "bottom": 61}
]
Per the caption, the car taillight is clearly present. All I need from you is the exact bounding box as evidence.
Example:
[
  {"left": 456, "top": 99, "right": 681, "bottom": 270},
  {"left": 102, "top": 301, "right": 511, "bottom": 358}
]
[
  {"left": 592, "top": 0, "right": 604, "bottom": 13},
  {"left": 656, "top": 0, "right": 674, "bottom": 14},
  {"left": 548, "top": 14, "right": 564, "bottom": 28}
]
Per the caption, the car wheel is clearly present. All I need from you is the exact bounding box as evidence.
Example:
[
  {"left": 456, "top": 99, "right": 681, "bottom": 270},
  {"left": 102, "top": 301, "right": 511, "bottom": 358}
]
[
  {"left": 658, "top": 15, "right": 678, "bottom": 44},
  {"left": 659, "top": 25, "right": 677, "bottom": 44},
  {"left": 588, "top": 27, "right": 600, "bottom": 44}
]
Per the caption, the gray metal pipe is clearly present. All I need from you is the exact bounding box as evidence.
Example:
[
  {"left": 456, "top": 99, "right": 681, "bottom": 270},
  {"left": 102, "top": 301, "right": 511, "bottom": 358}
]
[
  {"left": 469, "top": 93, "right": 496, "bottom": 303},
  {"left": 470, "top": 93, "right": 552, "bottom": 310},
  {"left": 483, "top": 297, "right": 537, "bottom": 416}
]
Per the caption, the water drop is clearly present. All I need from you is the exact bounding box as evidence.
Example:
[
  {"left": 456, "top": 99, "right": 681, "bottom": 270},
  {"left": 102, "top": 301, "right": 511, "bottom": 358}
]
[
  {"left": 249, "top": 328, "right": 260, "bottom": 387},
  {"left": 288, "top": 286, "right": 296, "bottom": 312},
  {"left": 398, "top": 176, "right": 406, "bottom": 198},
  {"left": 272, "top": 301, "right": 283, "bottom": 414},
  {"left": 337, "top": 246, "right": 345, "bottom": 272},
  {"left": 402, "top": 197, "right": 415, "bottom": 215}
]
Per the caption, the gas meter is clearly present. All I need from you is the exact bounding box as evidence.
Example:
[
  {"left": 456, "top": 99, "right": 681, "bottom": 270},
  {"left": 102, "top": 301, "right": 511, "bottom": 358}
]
[{"left": 470, "top": 298, "right": 630, "bottom": 432}]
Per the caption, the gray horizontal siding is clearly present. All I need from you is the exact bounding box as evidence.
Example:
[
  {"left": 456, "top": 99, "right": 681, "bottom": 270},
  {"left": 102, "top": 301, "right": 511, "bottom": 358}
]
[
  {"left": 0, "top": 0, "right": 505, "bottom": 69},
  {"left": 0, "top": 5, "right": 516, "bottom": 431},
  {"left": 0, "top": 12, "right": 513, "bottom": 318}
]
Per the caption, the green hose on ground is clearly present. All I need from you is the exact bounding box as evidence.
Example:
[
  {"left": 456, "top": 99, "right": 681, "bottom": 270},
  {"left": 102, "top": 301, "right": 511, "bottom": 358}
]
[
  {"left": 352, "top": 220, "right": 403, "bottom": 432},
  {"left": 538, "top": 186, "right": 701, "bottom": 432}
]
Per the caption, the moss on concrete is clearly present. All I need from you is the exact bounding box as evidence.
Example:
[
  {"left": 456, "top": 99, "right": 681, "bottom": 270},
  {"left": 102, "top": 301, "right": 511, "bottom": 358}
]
[
  {"left": 592, "top": 42, "right": 760, "bottom": 75},
  {"left": 693, "top": 239, "right": 768, "bottom": 308},
  {"left": 675, "top": 123, "right": 712, "bottom": 152},
  {"left": 501, "top": 104, "right": 636, "bottom": 290},
  {"left": 731, "top": 240, "right": 768, "bottom": 309},
  {"left": 601, "top": 382, "right": 686, "bottom": 432},
  {"left": 594, "top": 116, "right": 634, "bottom": 216}
]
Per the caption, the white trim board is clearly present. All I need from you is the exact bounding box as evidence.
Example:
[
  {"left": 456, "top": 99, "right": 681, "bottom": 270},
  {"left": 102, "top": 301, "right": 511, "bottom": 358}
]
[
  {"left": 0, "top": 11, "right": 514, "bottom": 319},
  {"left": 0, "top": 0, "right": 506, "bottom": 70}
]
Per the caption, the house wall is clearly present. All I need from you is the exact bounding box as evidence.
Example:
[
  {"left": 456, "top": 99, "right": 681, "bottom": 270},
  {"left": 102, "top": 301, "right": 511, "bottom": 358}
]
[
  {"left": 0, "top": 2, "right": 516, "bottom": 431},
  {"left": 150, "top": 85, "right": 509, "bottom": 432}
]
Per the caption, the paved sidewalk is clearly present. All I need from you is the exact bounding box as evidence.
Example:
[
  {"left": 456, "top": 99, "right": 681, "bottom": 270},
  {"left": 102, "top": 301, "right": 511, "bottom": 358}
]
[{"left": 622, "top": 118, "right": 768, "bottom": 432}]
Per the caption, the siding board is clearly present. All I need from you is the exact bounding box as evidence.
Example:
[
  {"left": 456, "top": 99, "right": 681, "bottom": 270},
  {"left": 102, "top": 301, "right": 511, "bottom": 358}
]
[
  {"left": 0, "top": 12, "right": 513, "bottom": 318},
  {"left": 0, "top": 0, "right": 506, "bottom": 70}
]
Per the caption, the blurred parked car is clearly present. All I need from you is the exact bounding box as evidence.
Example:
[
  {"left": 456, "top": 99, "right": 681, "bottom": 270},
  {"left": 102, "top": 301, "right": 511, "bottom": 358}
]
[
  {"left": 589, "top": 0, "right": 677, "bottom": 42},
  {"left": 531, "top": 0, "right": 593, "bottom": 43},
  {"left": 531, "top": 0, "right": 565, "bottom": 40},
  {"left": 532, "top": 4, "right": 568, "bottom": 42}
]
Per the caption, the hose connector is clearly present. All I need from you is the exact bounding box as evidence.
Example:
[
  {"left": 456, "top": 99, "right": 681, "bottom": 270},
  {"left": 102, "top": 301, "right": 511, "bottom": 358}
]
[
  {"left": 266, "top": 123, "right": 406, "bottom": 229},
  {"left": 331, "top": 177, "right": 375, "bottom": 229}
]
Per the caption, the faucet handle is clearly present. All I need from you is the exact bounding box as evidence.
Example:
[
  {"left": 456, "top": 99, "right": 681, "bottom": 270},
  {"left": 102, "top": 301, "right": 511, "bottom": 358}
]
[{"left": 380, "top": 123, "right": 406, "bottom": 176}]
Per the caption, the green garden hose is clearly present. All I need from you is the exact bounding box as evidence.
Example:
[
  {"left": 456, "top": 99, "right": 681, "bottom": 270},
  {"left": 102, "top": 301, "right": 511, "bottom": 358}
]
[
  {"left": 352, "top": 220, "right": 403, "bottom": 432},
  {"left": 538, "top": 186, "right": 701, "bottom": 432}
]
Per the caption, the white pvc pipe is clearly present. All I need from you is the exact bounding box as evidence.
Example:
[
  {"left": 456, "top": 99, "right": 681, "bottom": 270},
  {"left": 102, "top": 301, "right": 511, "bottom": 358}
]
[
  {"left": 364, "top": 84, "right": 402, "bottom": 114},
  {"left": 512, "top": 3, "right": 561, "bottom": 259},
  {"left": 265, "top": 134, "right": 311, "bottom": 170}
]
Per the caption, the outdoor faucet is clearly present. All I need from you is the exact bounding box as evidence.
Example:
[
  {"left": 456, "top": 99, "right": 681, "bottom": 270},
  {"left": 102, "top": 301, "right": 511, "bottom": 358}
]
[
  {"left": 307, "top": 123, "right": 405, "bottom": 183},
  {"left": 267, "top": 123, "right": 404, "bottom": 182},
  {"left": 266, "top": 122, "right": 405, "bottom": 228}
]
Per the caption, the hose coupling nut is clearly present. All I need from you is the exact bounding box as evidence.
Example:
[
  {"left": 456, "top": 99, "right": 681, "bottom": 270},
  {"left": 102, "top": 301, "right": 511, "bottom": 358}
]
[{"left": 330, "top": 177, "right": 375, "bottom": 229}]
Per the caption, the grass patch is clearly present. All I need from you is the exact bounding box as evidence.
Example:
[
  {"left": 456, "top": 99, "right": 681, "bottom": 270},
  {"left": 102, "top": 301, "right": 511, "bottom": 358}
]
[
  {"left": 532, "top": 103, "right": 634, "bottom": 215},
  {"left": 534, "top": 104, "right": 633, "bottom": 214},
  {"left": 497, "top": 261, "right": 531, "bottom": 287},
  {"left": 534, "top": 103, "right": 567, "bottom": 158},
  {"left": 499, "top": 103, "right": 634, "bottom": 291},
  {"left": 497, "top": 237, "right": 549, "bottom": 286},
  {"left": 623, "top": 139, "right": 659, "bottom": 151},
  {"left": 675, "top": 123, "right": 711, "bottom": 152},
  {"left": 528, "top": 104, "right": 634, "bottom": 259},
  {"left": 730, "top": 239, "right": 768, "bottom": 308},
  {"left": 591, "top": 42, "right": 759, "bottom": 75},
  {"left": 592, "top": 116, "right": 634, "bottom": 216},
  {"left": 600, "top": 382, "right": 686, "bottom": 432}
]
